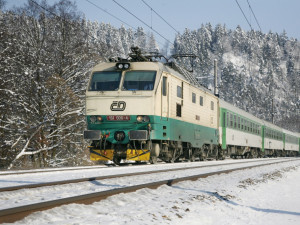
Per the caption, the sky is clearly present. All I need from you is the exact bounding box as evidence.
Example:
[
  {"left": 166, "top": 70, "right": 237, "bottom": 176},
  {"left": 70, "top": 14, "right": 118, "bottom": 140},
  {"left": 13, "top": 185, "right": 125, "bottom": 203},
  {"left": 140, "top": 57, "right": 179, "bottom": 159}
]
[{"left": 4, "top": 0, "right": 300, "bottom": 47}]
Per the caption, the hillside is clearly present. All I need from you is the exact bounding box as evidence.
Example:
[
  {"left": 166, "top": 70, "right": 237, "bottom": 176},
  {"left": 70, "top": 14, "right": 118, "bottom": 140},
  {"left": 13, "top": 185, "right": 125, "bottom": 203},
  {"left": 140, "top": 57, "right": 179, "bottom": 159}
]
[{"left": 0, "top": 1, "right": 299, "bottom": 168}]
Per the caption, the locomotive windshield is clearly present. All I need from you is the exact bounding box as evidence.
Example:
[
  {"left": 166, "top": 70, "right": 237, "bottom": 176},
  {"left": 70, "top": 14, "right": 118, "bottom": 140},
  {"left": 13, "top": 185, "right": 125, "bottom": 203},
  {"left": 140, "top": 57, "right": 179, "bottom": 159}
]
[
  {"left": 89, "top": 71, "right": 122, "bottom": 91},
  {"left": 122, "top": 71, "right": 156, "bottom": 91}
]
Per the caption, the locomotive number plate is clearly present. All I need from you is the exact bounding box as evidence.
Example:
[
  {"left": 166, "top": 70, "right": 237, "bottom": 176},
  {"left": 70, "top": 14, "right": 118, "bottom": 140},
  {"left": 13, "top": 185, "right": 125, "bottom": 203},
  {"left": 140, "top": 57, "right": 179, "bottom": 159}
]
[{"left": 107, "top": 115, "right": 130, "bottom": 121}]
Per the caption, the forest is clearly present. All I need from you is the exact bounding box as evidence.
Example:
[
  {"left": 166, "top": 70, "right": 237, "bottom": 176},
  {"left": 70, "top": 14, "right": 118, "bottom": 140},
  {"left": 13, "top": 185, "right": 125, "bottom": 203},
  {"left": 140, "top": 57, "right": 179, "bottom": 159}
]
[{"left": 0, "top": 0, "right": 299, "bottom": 168}]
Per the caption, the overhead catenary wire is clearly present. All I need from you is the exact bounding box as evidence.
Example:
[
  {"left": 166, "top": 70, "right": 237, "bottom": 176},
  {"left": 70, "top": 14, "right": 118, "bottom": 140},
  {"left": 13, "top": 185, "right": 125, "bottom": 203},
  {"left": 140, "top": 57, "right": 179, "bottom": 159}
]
[
  {"left": 246, "top": 0, "right": 262, "bottom": 32},
  {"left": 234, "top": 0, "right": 253, "bottom": 30},
  {"left": 141, "top": 0, "right": 180, "bottom": 35},
  {"left": 85, "top": 0, "right": 168, "bottom": 48},
  {"left": 112, "top": 0, "right": 174, "bottom": 46},
  {"left": 85, "top": 0, "right": 135, "bottom": 30}
]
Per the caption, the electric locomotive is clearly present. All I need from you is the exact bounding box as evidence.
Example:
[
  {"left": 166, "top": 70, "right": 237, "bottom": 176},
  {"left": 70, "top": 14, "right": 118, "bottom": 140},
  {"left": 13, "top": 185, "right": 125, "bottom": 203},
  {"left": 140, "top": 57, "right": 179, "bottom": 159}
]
[
  {"left": 84, "top": 47, "right": 220, "bottom": 164},
  {"left": 84, "top": 47, "right": 300, "bottom": 164}
]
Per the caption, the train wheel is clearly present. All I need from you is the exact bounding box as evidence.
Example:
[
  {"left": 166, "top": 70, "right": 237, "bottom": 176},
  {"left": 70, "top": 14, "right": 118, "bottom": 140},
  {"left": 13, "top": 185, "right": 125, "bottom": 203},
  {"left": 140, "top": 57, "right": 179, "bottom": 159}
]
[
  {"left": 150, "top": 156, "right": 158, "bottom": 164},
  {"left": 113, "top": 157, "right": 121, "bottom": 165}
]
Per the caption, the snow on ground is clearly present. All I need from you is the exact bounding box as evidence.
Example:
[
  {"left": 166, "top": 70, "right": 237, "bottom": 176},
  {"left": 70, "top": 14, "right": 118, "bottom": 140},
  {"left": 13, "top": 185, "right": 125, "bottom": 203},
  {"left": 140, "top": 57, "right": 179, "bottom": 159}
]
[
  {"left": 4, "top": 159, "right": 300, "bottom": 225},
  {"left": 0, "top": 159, "right": 291, "bottom": 210}
]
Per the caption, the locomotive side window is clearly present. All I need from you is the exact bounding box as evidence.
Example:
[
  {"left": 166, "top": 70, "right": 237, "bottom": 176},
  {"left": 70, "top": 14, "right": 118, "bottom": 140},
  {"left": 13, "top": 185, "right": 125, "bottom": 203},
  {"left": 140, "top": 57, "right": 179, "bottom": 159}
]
[
  {"left": 162, "top": 76, "right": 167, "bottom": 96},
  {"left": 192, "top": 93, "right": 196, "bottom": 103},
  {"left": 122, "top": 71, "right": 156, "bottom": 91},
  {"left": 176, "top": 103, "right": 182, "bottom": 117},
  {"left": 200, "top": 96, "right": 204, "bottom": 106},
  {"left": 89, "top": 71, "right": 121, "bottom": 91},
  {"left": 177, "top": 86, "right": 182, "bottom": 98}
]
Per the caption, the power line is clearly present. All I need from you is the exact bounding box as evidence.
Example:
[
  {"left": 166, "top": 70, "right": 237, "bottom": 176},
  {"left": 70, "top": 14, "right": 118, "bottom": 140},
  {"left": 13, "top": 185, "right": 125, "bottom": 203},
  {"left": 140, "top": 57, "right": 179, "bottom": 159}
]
[
  {"left": 85, "top": 0, "right": 167, "bottom": 48},
  {"left": 141, "top": 0, "right": 180, "bottom": 35},
  {"left": 112, "top": 0, "right": 174, "bottom": 46},
  {"left": 246, "top": 0, "right": 262, "bottom": 32},
  {"left": 85, "top": 0, "right": 135, "bottom": 30},
  {"left": 234, "top": 0, "right": 253, "bottom": 30}
]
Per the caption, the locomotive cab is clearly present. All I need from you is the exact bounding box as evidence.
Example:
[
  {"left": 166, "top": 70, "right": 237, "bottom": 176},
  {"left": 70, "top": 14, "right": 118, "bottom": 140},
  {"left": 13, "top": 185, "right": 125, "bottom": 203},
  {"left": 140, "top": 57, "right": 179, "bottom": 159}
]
[{"left": 84, "top": 60, "right": 162, "bottom": 164}]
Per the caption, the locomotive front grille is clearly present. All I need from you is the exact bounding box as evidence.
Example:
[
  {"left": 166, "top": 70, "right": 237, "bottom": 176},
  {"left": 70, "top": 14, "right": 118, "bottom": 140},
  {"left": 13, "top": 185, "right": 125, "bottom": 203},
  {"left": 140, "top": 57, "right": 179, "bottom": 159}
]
[
  {"left": 84, "top": 130, "right": 102, "bottom": 140},
  {"left": 129, "top": 130, "right": 148, "bottom": 140}
]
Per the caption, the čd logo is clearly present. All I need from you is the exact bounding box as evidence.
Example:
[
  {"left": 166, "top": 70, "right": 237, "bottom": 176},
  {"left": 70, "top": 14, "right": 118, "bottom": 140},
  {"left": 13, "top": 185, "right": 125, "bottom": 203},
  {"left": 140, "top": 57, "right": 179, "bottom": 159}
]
[{"left": 110, "top": 101, "right": 126, "bottom": 111}]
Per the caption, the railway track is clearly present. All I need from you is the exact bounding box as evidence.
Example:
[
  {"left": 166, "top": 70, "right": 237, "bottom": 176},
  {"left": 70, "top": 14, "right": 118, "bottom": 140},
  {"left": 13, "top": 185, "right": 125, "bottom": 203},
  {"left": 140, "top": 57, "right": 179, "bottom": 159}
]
[
  {"left": 0, "top": 165, "right": 109, "bottom": 176},
  {"left": 0, "top": 158, "right": 286, "bottom": 192},
  {"left": 0, "top": 158, "right": 299, "bottom": 223}
]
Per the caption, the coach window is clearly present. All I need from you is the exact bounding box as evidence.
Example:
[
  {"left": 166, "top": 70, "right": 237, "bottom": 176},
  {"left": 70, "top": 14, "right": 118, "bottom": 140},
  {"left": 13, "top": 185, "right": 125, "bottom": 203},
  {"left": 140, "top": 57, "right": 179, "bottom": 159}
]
[
  {"left": 234, "top": 115, "right": 237, "bottom": 128},
  {"left": 192, "top": 93, "right": 196, "bottom": 103},
  {"left": 211, "top": 101, "right": 214, "bottom": 110},
  {"left": 230, "top": 113, "right": 233, "bottom": 127},
  {"left": 270, "top": 130, "right": 273, "bottom": 139},
  {"left": 238, "top": 116, "right": 240, "bottom": 129},
  {"left": 177, "top": 86, "right": 182, "bottom": 98},
  {"left": 200, "top": 96, "right": 204, "bottom": 106},
  {"left": 241, "top": 118, "right": 244, "bottom": 130},
  {"left": 227, "top": 112, "right": 229, "bottom": 127}
]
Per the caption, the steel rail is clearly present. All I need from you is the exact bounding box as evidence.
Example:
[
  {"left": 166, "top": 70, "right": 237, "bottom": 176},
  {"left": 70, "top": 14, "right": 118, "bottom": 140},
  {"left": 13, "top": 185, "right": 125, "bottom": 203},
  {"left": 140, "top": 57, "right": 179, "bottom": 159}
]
[
  {"left": 0, "top": 158, "right": 299, "bottom": 223},
  {"left": 0, "top": 158, "right": 286, "bottom": 192},
  {"left": 0, "top": 165, "right": 108, "bottom": 176}
]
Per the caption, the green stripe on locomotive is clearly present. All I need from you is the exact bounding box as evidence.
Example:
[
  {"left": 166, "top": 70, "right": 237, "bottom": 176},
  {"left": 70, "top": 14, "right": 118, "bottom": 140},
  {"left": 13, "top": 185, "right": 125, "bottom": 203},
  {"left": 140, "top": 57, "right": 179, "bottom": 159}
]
[{"left": 87, "top": 115, "right": 218, "bottom": 147}]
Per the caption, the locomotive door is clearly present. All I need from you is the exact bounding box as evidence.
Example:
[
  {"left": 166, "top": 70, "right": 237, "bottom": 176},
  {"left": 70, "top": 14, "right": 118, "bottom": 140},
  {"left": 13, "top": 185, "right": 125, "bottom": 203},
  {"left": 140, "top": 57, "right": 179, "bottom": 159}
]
[{"left": 161, "top": 76, "right": 169, "bottom": 120}]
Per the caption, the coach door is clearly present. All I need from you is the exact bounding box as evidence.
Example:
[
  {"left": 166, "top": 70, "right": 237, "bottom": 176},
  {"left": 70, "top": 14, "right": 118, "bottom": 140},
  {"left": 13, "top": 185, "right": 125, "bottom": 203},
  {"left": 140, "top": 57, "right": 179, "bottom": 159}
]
[{"left": 161, "top": 76, "right": 169, "bottom": 120}]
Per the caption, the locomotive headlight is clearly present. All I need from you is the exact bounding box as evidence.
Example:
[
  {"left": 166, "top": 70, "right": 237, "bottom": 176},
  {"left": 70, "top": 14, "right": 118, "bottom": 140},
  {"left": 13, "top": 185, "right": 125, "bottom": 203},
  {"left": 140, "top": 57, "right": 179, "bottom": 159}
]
[
  {"left": 116, "top": 62, "right": 130, "bottom": 70},
  {"left": 136, "top": 115, "right": 150, "bottom": 122},
  {"left": 143, "top": 116, "right": 150, "bottom": 122},
  {"left": 137, "top": 115, "right": 144, "bottom": 122},
  {"left": 117, "top": 63, "right": 123, "bottom": 69},
  {"left": 123, "top": 63, "right": 130, "bottom": 69},
  {"left": 90, "top": 116, "right": 97, "bottom": 123},
  {"left": 97, "top": 116, "right": 103, "bottom": 122}
]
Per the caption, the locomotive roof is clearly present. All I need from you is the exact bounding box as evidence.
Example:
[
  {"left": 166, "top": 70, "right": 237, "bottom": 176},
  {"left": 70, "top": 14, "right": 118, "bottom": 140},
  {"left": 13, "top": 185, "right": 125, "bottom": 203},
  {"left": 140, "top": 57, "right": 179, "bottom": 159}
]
[{"left": 158, "top": 62, "right": 215, "bottom": 95}]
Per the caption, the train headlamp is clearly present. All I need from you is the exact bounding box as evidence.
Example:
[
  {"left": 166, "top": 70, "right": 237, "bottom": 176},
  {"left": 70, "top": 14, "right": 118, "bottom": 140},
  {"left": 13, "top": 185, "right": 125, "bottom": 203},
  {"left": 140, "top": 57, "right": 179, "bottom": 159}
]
[
  {"left": 137, "top": 115, "right": 144, "bottom": 122},
  {"left": 116, "top": 62, "right": 130, "bottom": 70},
  {"left": 90, "top": 116, "right": 97, "bottom": 123},
  {"left": 90, "top": 116, "right": 103, "bottom": 123},
  {"left": 136, "top": 115, "right": 150, "bottom": 122}
]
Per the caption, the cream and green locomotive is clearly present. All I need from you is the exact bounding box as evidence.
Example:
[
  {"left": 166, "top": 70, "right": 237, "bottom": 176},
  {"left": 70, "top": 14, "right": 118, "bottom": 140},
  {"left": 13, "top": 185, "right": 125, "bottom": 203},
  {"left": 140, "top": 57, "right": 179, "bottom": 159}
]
[
  {"left": 84, "top": 48, "right": 220, "bottom": 164},
  {"left": 84, "top": 47, "right": 299, "bottom": 164}
]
